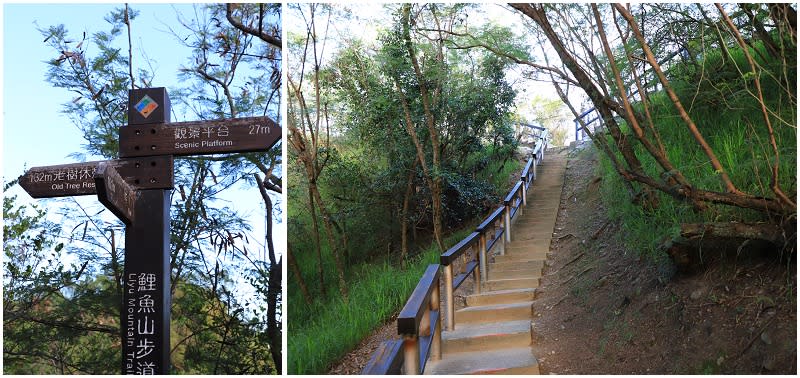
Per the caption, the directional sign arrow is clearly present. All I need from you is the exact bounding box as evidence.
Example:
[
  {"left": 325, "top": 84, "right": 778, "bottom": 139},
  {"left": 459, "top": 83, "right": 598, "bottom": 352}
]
[
  {"left": 118, "top": 116, "right": 281, "bottom": 158},
  {"left": 18, "top": 156, "right": 174, "bottom": 198},
  {"left": 95, "top": 162, "right": 136, "bottom": 225}
]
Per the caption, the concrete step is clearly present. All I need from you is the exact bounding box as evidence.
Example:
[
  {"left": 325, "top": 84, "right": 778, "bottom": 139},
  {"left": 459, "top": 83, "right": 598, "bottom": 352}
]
[
  {"left": 513, "top": 209, "right": 559, "bottom": 219},
  {"left": 514, "top": 231, "right": 557, "bottom": 241},
  {"left": 442, "top": 320, "right": 532, "bottom": 354},
  {"left": 515, "top": 212, "right": 558, "bottom": 220},
  {"left": 486, "top": 277, "right": 540, "bottom": 291},
  {"left": 525, "top": 199, "right": 560, "bottom": 205},
  {"left": 505, "top": 240, "right": 551, "bottom": 251},
  {"left": 515, "top": 215, "right": 558, "bottom": 223},
  {"left": 424, "top": 347, "right": 540, "bottom": 375},
  {"left": 513, "top": 221, "right": 558, "bottom": 231},
  {"left": 490, "top": 259, "right": 544, "bottom": 272},
  {"left": 493, "top": 252, "right": 548, "bottom": 263},
  {"left": 489, "top": 267, "right": 541, "bottom": 280},
  {"left": 515, "top": 214, "right": 558, "bottom": 222},
  {"left": 528, "top": 190, "right": 562, "bottom": 195},
  {"left": 523, "top": 202, "right": 561, "bottom": 209},
  {"left": 466, "top": 288, "right": 536, "bottom": 306},
  {"left": 529, "top": 182, "right": 564, "bottom": 188},
  {"left": 455, "top": 301, "right": 533, "bottom": 324}
]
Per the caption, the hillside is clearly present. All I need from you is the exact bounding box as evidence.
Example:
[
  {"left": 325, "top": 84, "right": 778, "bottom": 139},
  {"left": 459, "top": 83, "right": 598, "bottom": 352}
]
[{"left": 533, "top": 145, "right": 795, "bottom": 374}]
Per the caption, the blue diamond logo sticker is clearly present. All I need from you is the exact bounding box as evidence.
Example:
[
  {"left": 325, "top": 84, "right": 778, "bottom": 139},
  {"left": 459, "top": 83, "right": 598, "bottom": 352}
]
[{"left": 135, "top": 95, "right": 159, "bottom": 118}]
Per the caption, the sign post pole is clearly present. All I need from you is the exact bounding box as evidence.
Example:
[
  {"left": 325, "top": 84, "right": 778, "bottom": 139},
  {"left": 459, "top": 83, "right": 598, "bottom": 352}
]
[
  {"left": 120, "top": 88, "right": 173, "bottom": 375},
  {"left": 121, "top": 189, "right": 171, "bottom": 374}
]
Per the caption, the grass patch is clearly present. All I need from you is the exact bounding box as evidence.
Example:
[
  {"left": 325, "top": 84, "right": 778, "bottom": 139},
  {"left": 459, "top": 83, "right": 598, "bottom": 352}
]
[
  {"left": 596, "top": 40, "right": 795, "bottom": 262},
  {"left": 487, "top": 158, "right": 522, "bottom": 194},
  {"left": 287, "top": 229, "right": 472, "bottom": 375}
]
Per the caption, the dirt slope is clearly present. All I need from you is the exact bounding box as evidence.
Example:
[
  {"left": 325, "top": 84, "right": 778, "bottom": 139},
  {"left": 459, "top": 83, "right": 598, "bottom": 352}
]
[{"left": 533, "top": 145, "right": 796, "bottom": 374}]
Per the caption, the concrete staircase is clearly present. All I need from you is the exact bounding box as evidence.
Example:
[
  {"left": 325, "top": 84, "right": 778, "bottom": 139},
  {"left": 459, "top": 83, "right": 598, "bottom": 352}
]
[{"left": 425, "top": 150, "right": 568, "bottom": 375}]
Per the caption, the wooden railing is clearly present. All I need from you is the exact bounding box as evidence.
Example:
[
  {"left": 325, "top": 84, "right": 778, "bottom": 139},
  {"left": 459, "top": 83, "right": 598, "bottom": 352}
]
[
  {"left": 362, "top": 265, "right": 441, "bottom": 374},
  {"left": 475, "top": 206, "right": 505, "bottom": 283},
  {"left": 363, "top": 129, "right": 549, "bottom": 374},
  {"left": 440, "top": 232, "right": 481, "bottom": 331}
]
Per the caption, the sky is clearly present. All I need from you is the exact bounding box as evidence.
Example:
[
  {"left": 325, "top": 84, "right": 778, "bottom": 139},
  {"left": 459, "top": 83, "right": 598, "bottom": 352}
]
[{"left": 2, "top": 2, "right": 285, "bottom": 306}]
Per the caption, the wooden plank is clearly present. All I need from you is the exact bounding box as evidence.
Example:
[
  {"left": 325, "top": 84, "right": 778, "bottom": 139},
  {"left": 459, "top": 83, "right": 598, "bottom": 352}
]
[
  {"left": 476, "top": 206, "right": 505, "bottom": 232},
  {"left": 504, "top": 181, "right": 523, "bottom": 204},
  {"left": 397, "top": 264, "right": 440, "bottom": 336},
  {"left": 452, "top": 261, "right": 478, "bottom": 290},
  {"left": 361, "top": 340, "right": 404, "bottom": 374},
  {"left": 94, "top": 163, "right": 136, "bottom": 225},
  {"left": 18, "top": 156, "right": 174, "bottom": 198},
  {"left": 521, "top": 158, "right": 533, "bottom": 183},
  {"left": 486, "top": 227, "right": 504, "bottom": 253},
  {"left": 440, "top": 232, "right": 479, "bottom": 266},
  {"left": 119, "top": 116, "right": 281, "bottom": 157},
  {"left": 418, "top": 309, "right": 440, "bottom": 374}
]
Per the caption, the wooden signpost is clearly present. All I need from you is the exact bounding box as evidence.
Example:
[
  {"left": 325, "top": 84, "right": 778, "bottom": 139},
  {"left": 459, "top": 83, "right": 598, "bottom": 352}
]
[
  {"left": 17, "top": 87, "right": 281, "bottom": 375},
  {"left": 95, "top": 163, "right": 137, "bottom": 226},
  {"left": 119, "top": 116, "right": 280, "bottom": 157},
  {"left": 18, "top": 156, "right": 173, "bottom": 198}
]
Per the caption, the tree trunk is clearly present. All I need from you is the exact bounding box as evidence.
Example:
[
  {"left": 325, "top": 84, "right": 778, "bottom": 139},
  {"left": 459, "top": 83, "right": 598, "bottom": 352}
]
[
  {"left": 401, "top": 4, "right": 445, "bottom": 251},
  {"left": 254, "top": 173, "right": 282, "bottom": 374},
  {"left": 593, "top": 4, "right": 692, "bottom": 191},
  {"left": 401, "top": 156, "right": 420, "bottom": 265},
  {"left": 615, "top": 4, "right": 740, "bottom": 195},
  {"left": 307, "top": 185, "right": 326, "bottom": 297},
  {"left": 309, "top": 180, "right": 348, "bottom": 299},
  {"left": 287, "top": 243, "right": 312, "bottom": 304},
  {"left": 666, "top": 221, "right": 795, "bottom": 273},
  {"left": 513, "top": 3, "right": 658, "bottom": 208},
  {"left": 680, "top": 222, "right": 789, "bottom": 246}
]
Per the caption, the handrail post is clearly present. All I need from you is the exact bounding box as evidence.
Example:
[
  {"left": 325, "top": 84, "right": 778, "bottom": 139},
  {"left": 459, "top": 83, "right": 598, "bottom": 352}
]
[
  {"left": 533, "top": 157, "right": 537, "bottom": 180},
  {"left": 443, "top": 264, "right": 454, "bottom": 331},
  {"left": 479, "top": 232, "right": 487, "bottom": 284},
  {"left": 499, "top": 220, "right": 506, "bottom": 256},
  {"left": 540, "top": 136, "right": 546, "bottom": 163},
  {"left": 473, "top": 244, "right": 482, "bottom": 294},
  {"left": 575, "top": 119, "right": 579, "bottom": 141},
  {"left": 504, "top": 204, "right": 512, "bottom": 243},
  {"left": 403, "top": 335, "right": 419, "bottom": 375},
  {"left": 430, "top": 278, "right": 441, "bottom": 361},
  {"left": 521, "top": 177, "right": 527, "bottom": 207}
]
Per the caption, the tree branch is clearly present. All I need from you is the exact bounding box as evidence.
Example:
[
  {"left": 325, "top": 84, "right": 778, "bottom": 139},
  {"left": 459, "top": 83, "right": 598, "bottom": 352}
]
[{"left": 226, "top": 3, "right": 281, "bottom": 50}]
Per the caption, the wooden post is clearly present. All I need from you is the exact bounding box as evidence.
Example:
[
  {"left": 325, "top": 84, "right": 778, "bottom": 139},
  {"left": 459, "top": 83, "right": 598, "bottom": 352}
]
[
  {"left": 95, "top": 163, "right": 136, "bottom": 226},
  {"left": 403, "top": 335, "right": 420, "bottom": 375},
  {"left": 478, "top": 233, "right": 487, "bottom": 286},
  {"left": 121, "top": 189, "right": 171, "bottom": 374},
  {"left": 443, "top": 264, "right": 454, "bottom": 331},
  {"left": 430, "top": 279, "right": 441, "bottom": 362},
  {"left": 121, "top": 88, "right": 172, "bottom": 375},
  {"left": 499, "top": 218, "right": 506, "bottom": 256},
  {"left": 473, "top": 244, "right": 481, "bottom": 295},
  {"left": 521, "top": 176, "right": 528, "bottom": 207},
  {"left": 504, "top": 204, "right": 512, "bottom": 243}
]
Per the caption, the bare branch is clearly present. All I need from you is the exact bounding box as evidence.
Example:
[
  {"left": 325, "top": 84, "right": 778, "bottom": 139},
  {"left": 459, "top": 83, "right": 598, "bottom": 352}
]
[{"left": 226, "top": 3, "right": 281, "bottom": 50}]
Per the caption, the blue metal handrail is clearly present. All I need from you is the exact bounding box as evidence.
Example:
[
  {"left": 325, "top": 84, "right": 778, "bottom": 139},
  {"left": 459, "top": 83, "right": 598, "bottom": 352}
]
[{"left": 572, "top": 47, "right": 686, "bottom": 141}]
